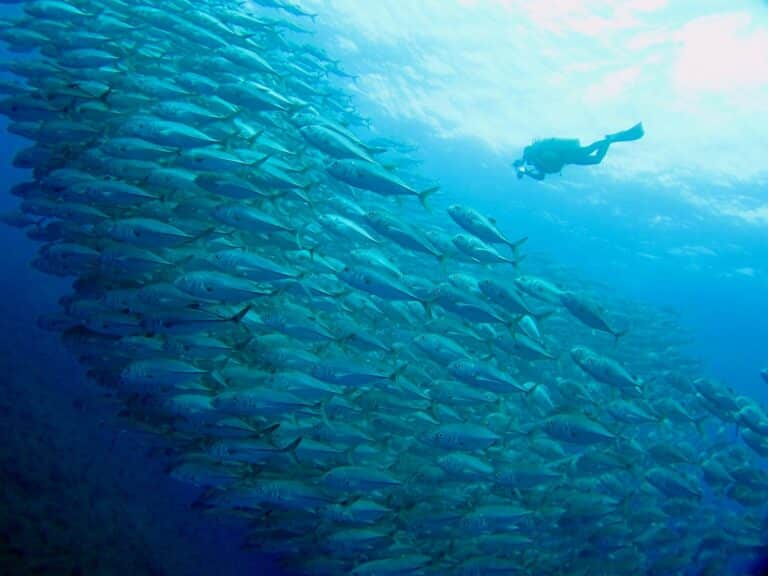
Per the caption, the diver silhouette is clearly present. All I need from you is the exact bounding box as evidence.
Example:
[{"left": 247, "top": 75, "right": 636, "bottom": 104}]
[{"left": 513, "top": 122, "right": 644, "bottom": 181}]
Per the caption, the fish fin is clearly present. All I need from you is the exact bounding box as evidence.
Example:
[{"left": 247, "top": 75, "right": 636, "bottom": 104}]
[
  {"left": 511, "top": 253, "right": 528, "bottom": 268},
  {"left": 363, "top": 144, "right": 388, "bottom": 155},
  {"left": 288, "top": 100, "right": 312, "bottom": 114},
  {"left": 419, "top": 299, "right": 433, "bottom": 319},
  {"left": 612, "top": 328, "right": 629, "bottom": 344},
  {"left": 279, "top": 436, "right": 303, "bottom": 454},
  {"left": 184, "top": 226, "right": 217, "bottom": 245},
  {"left": 245, "top": 128, "right": 265, "bottom": 145},
  {"left": 229, "top": 304, "right": 252, "bottom": 323},
  {"left": 224, "top": 107, "right": 242, "bottom": 122},
  {"left": 418, "top": 185, "right": 439, "bottom": 211},
  {"left": 257, "top": 423, "right": 281, "bottom": 437},
  {"left": 320, "top": 401, "right": 332, "bottom": 430},
  {"left": 233, "top": 335, "right": 254, "bottom": 351},
  {"left": 295, "top": 221, "right": 312, "bottom": 252},
  {"left": 209, "top": 370, "right": 226, "bottom": 389},
  {"left": 523, "top": 380, "right": 540, "bottom": 396},
  {"left": 191, "top": 487, "right": 217, "bottom": 511},
  {"left": 244, "top": 463, "right": 264, "bottom": 480},
  {"left": 249, "top": 153, "right": 271, "bottom": 168},
  {"left": 693, "top": 415, "right": 708, "bottom": 436},
  {"left": 388, "top": 363, "right": 409, "bottom": 382},
  {"left": 339, "top": 494, "right": 361, "bottom": 507},
  {"left": 617, "top": 487, "right": 638, "bottom": 520},
  {"left": 435, "top": 253, "right": 448, "bottom": 276},
  {"left": 506, "top": 235, "right": 528, "bottom": 252},
  {"left": 533, "top": 308, "right": 556, "bottom": 322},
  {"left": 97, "top": 85, "right": 114, "bottom": 105}
]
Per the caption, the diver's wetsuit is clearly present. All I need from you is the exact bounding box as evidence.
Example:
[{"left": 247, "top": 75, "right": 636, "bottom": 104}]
[
  {"left": 521, "top": 138, "right": 610, "bottom": 179},
  {"left": 515, "top": 122, "right": 643, "bottom": 181}
]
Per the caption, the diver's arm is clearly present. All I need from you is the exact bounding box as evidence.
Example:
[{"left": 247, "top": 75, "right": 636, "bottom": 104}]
[{"left": 522, "top": 166, "right": 545, "bottom": 180}]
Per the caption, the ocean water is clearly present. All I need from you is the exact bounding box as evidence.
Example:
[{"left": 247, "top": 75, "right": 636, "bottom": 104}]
[{"left": 2, "top": 1, "right": 768, "bottom": 575}]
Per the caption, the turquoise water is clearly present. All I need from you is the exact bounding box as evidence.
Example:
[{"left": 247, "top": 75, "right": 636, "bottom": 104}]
[{"left": 1, "top": 1, "right": 768, "bottom": 575}]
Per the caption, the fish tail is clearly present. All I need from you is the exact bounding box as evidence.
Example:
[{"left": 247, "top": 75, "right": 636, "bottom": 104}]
[
  {"left": 523, "top": 381, "right": 540, "bottom": 397},
  {"left": 612, "top": 328, "right": 629, "bottom": 344},
  {"left": 279, "top": 436, "right": 303, "bottom": 453},
  {"left": 244, "top": 463, "right": 264, "bottom": 479},
  {"left": 617, "top": 488, "right": 638, "bottom": 519},
  {"left": 98, "top": 85, "right": 114, "bottom": 105},
  {"left": 320, "top": 401, "right": 332, "bottom": 430},
  {"left": 184, "top": 226, "right": 217, "bottom": 245},
  {"left": 255, "top": 423, "right": 281, "bottom": 437},
  {"left": 419, "top": 299, "right": 433, "bottom": 319},
  {"left": 388, "top": 363, "right": 409, "bottom": 382},
  {"left": 209, "top": 370, "right": 226, "bottom": 389},
  {"left": 229, "top": 304, "right": 252, "bottom": 323},
  {"left": 224, "top": 107, "right": 242, "bottom": 122},
  {"left": 191, "top": 487, "right": 217, "bottom": 511},
  {"left": 507, "top": 235, "right": 528, "bottom": 252},
  {"left": 288, "top": 100, "right": 312, "bottom": 114},
  {"left": 435, "top": 253, "right": 447, "bottom": 272},
  {"left": 295, "top": 222, "right": 308, "bottom": 251},
  {"left": 233, "top": 334, "right": 254, "bottom": 351},
  {"left": 250, "top": 153, "right": 271, "bottom": 168},
  {"left": 693, "top": 415, "right": 708, "bottom": 436},
  {"left": 418, "top": 185, "right": 439, "bottom": 211},
  {"left": 533, "top": 308, "right": 555, "bottom": 322}
]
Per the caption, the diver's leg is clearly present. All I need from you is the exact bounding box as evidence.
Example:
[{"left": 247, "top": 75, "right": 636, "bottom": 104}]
[{"left": 570, "top": 140, "right": 610, "bottom": 165}]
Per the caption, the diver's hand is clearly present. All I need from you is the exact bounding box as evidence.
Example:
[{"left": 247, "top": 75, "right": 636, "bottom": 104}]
[{"left": 516, "top": 166, "right": 526, "bottom": 179}]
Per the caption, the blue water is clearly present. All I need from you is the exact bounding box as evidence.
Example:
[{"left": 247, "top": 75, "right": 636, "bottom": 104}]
[{"left": 2, "top": 1, "right": 768, "bottom": 574}]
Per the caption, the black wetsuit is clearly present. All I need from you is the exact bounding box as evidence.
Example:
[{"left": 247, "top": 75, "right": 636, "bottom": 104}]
[
  {"left": 514, "top": 122, "right": 644, "bottom": 181},
  {"left": 518, "top": 138, "right": 610, "bottom": 180}
]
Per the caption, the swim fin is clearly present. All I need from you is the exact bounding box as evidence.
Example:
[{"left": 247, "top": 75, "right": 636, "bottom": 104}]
[{"left": 605, "top": 122, "right": 644, "bottom": 143}]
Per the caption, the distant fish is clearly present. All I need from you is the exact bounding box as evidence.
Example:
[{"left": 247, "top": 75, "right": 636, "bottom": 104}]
[
  {"left": 570, "top": 345, "right": 640, "bottom": 391},
  {"left": 328, "top": 159, "right": 438, "bottom": 208},
  {"left": 561, "top": 290, "right": 627, "bottom": 341},
  {"left": 448, "top": 204, "right": 527, "bottom": 253}
]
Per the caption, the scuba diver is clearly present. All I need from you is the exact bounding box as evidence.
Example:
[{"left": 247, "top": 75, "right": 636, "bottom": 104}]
[{"left": 513, "top": 122, "right": 644, "bottom": 181}]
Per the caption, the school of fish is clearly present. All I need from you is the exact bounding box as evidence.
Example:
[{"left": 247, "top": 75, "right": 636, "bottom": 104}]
[{"left": 2, "top": 0, "right": 768, "bottom": 574}]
